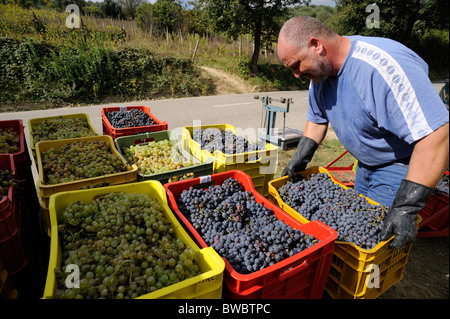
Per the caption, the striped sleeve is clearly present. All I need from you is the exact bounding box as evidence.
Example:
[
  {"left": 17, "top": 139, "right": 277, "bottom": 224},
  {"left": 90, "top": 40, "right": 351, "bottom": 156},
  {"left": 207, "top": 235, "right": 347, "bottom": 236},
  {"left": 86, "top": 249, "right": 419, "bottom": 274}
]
[{"left": 351, "top": 40, "right": 434, "bottom": 142}]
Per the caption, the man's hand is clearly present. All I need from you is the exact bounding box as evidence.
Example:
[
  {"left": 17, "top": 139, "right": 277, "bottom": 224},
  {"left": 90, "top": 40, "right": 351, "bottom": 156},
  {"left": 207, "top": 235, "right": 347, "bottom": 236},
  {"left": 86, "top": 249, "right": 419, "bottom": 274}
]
[
  {"left": 282, "top": 136, "right": 319, "bottom": 182},
  {"left": 380, "top": 179, "right": 432, "bottom": 249}
]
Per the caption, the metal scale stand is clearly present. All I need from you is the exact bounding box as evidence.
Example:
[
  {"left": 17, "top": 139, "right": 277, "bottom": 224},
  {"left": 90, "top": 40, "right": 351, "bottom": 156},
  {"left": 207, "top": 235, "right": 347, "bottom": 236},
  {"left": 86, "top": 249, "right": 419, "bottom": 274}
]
[{"left": 255, "top": 95, "right": 303, "bottom": 150}]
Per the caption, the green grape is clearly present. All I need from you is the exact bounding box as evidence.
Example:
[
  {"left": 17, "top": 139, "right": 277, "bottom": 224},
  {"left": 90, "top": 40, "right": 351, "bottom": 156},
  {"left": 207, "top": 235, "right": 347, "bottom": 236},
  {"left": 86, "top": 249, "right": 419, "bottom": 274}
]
[
  {"left": 31, "top": 117, "right": 96, "bottom": 145},
  {"left": 41, "top": 140, "right": 127, "bottom": 185},
  {"left": 0, "top": 128, "right": 20, "bottom": 154},
  {"left": 122, "top": 140, "right": 193, "bottom": 176},
  {"left": 0, "top": 169, "right": 16, "bottom": 198},
  {"left": 54, "top": 192, "right": 202, "bottom": 299}
]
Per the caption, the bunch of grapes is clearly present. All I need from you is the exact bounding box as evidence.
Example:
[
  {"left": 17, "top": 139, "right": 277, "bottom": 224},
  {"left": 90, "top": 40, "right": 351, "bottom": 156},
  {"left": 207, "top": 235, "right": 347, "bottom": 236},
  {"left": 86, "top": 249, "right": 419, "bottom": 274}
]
[
  {"left": 176, "top": 178, "right": 320, "bottom": 274},
  {"left": 41, "top": 140, "right": 127, "bottom": 184},
  {"left": 0, "top": 169, "right": 16, "bottom": 198},
  {"left": 31, "top": 117, "right": 96, "bottom": 145},
  {"left": 0, "top": 128, "right": 20, "bottom": 154},
  {"left": 54, "top": 191, "right": 202, "bottom": 299},
  {"left": 193, "top": 128, "right": 266, "bottom": 155},
  {"left": 106, "top": 109, "right": 157, "bottom": 128},
  {"left": 278, "top": 173, "right": 387, "bottom": 250},
  {"left": 122, "top": 140, "right": 193, "bottom": 175}
]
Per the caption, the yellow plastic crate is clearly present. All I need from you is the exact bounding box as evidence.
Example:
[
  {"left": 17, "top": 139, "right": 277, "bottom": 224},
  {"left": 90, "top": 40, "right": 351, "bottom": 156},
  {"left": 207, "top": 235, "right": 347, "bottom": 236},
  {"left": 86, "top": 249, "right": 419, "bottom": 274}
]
[
  {"left": 35, "top": 135, "right": 138, "bottom": 210},
  {"left": 268, "top": 167, "right": 420, "bottom": 299},
  {"left": 42, "top": 181, "right": 225, "bottom": 299},
  {"left": 181, "top": 123, "right": 278, "bottom": 196},
  {"left": 28, "top": 113, "right": 98, "bottom": 162}
]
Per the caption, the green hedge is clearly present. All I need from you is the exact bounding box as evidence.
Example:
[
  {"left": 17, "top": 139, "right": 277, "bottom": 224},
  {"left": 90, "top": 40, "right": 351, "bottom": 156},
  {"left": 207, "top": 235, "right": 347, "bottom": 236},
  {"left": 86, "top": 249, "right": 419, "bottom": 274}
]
[{"left": 0, "top": 36, "right": 210, "bottom": 104}]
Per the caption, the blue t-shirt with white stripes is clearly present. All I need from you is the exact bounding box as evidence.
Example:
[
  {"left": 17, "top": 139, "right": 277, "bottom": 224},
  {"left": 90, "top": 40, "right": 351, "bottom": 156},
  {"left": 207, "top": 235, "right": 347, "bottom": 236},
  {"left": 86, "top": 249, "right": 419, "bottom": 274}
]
[{"left": 307, "top": 35, "right": 449, "bottom": 166}]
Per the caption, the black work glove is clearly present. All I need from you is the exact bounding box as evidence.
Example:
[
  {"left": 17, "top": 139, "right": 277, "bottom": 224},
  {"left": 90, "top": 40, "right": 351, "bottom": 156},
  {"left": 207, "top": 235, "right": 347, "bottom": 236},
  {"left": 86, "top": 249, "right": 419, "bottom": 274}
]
[
  {"left": 380, "top": 179, "right": 432, "bottom": 249},
  {"left": 282, "top": 136, "right": 319, "bottom": 182}
]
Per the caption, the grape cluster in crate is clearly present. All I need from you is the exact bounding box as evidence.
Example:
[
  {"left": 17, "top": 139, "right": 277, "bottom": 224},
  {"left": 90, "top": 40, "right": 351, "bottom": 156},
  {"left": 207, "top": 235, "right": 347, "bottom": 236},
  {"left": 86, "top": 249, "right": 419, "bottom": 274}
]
[{"left": 277, "top": 173, "right": 387, "bottom": 250}]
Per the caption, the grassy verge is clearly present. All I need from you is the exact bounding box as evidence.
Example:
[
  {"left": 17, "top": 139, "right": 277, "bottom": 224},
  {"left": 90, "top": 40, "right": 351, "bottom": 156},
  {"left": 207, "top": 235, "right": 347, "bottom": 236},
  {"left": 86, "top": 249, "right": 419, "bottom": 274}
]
[{"left": 274, "top": 137, "right": 355, "bottom": 180}]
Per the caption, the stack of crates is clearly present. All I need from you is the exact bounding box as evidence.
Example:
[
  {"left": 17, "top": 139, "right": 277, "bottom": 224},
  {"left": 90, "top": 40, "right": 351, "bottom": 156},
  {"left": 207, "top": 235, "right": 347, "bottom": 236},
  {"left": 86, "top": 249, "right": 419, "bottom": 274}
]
[
  {"left": 35, "top": 135, "right": 138, "bottom": 231},
  {"left": 417, "top": 170, "right": 449, "bottom": 238},
  {"left": 164, "top": 170, "right": 337, "bottom": 299},
  {"left": 267, "top": 167, "right": 420, "bottom": 299},
  {"left": 0, "top": 120, "right": 33, "bottom": 181},
  {"left": 0, "top": 154, "right": 26, "bottom": 276},
  {"left": 1, "top": 119, "right": 47, "bottom": 298},
  {"left": 43, "top": 181, "right": 225, "bottom": 299},
  {"left": 28, "top": 113, "right": 98, "bottom": 163},
  {"left": 181, "top": 124, "right": 278, "bottom": 197},
  {"left": 115, "top": 130, "right": 213, "bottom": 184},
  {"left": 325, "top": 150, "right": 449, "bottom": 239},
  {"left": 102, "top": 106, "right": 168, "bottom": 140},
  {"left": 29, "top": 114, "right": 101, "bottom": 237}
]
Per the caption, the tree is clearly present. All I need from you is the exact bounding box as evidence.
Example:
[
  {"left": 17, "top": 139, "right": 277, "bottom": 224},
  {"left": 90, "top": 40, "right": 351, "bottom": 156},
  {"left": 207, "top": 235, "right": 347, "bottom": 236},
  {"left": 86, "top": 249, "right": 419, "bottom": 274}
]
[
  {"left": 117, "top": 0, "right": 143, "bottom": 19},
  {"left": 136, "top": 1, "right": 154, "bottom": 33},
  {"left": 100, "top": 0, "right": 123, "bottom": 19},
  {"left": 329, "top": 0, "right": 448, "bottom": 48},
  {"left": 151, "top": 0, "right": 183, "bottom": 36},
  {"left": 205, "top": 0, "right": 310, "bottom": 75},
  {"left": 1, "top": 0, "right": 48, "bottom": 8},
  {"left": 51, "top": 0, "right": 87, "bottom": 12},
  {"left": 329, "top": 0, "right": 449, "bottom": 78},
  {"left": 184, "top": 0, "right": 211, "bottom": 36},
  {"left": 288, "top": 4, "right": 335, "bottom": 25}
]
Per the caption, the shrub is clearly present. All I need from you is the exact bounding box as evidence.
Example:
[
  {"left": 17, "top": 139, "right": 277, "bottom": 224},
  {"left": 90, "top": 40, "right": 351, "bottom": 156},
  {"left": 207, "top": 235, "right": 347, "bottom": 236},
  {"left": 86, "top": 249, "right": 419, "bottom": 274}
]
[{"left": 0, "top": 36, "right": 211, "bottom": 105}]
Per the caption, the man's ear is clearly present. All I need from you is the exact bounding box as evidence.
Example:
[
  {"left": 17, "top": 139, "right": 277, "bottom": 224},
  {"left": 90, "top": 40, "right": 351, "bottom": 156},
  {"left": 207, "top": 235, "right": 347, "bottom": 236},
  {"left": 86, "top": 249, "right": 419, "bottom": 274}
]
[{"left": 308, "top": 37, "right": 323, "bottom": 54}]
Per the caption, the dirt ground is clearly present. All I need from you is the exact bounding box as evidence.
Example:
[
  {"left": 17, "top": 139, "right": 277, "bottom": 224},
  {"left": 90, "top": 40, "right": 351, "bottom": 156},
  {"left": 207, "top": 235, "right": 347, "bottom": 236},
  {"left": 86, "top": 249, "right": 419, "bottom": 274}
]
[
  {"left": 200, "top": 66, "right": 258, "bottom": 95},
  {"left": 379, "top": 236, "right": 449, "bottom": 299}
]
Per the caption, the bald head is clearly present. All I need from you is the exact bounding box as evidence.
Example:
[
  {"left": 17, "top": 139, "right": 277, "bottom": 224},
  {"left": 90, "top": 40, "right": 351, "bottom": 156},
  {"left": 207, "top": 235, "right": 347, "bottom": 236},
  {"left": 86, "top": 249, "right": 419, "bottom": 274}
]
[
  {"left": 277, "top": 16, "right": 350, "bottom": 82},
  {"left": 279, "top": 16, "right": 336, "bottom": 50}
]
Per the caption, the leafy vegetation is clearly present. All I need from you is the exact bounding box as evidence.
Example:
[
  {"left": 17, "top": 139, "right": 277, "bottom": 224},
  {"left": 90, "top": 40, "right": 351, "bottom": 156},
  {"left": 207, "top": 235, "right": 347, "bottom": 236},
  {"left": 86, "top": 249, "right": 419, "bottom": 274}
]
[
  {"left": 328, "top": 0, "right": 449, "bottom": 79},
  {"left": 0, "top": 34, "right": 209, "bottom": 105}
]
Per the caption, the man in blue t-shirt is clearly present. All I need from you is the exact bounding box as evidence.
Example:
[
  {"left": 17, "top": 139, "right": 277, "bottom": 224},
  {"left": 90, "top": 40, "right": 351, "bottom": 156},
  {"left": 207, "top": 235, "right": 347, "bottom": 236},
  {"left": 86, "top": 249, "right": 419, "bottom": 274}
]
[{"left": 277, "top": 16, "right": 449, "bottom": 249}]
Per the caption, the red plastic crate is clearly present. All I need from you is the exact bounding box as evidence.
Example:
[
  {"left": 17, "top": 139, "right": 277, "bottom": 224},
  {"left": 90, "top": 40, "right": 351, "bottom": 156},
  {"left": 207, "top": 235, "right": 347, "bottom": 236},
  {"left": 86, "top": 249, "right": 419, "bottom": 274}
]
[
  {"left": 0, "top": 120, "right": 32, "bottom": 180},
  {"left": 1, "top": 155, "right": 17, "bottom": 240},
  {"left": 101, "top": 106, "right": 168, "bottom": 139},
  {"left": 0, "top": 226, "right": 27, "bottom": 276},
  {"left": 417, "top": 171, "right": 449, "bottom": 238},
  {"left": 164, "top": 170, "right": 337, "bottom": 299}
]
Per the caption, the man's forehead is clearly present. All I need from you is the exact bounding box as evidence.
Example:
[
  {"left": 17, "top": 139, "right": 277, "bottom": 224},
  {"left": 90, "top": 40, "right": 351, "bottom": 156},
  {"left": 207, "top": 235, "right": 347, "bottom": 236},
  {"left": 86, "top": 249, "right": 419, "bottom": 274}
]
[
  {"left": 277, "top": 35, "right": 297, "bottom": 59},
  {"left": 278, "top": 41, "right": 304, "bottom": 65}
]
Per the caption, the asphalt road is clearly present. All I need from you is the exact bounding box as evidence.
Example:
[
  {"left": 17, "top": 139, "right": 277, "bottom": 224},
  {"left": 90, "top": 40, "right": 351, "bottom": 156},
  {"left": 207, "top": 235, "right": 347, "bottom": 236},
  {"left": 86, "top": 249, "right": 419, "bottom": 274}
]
[{"left": 1, "top": 90, "right": 311, "bottom": 133}]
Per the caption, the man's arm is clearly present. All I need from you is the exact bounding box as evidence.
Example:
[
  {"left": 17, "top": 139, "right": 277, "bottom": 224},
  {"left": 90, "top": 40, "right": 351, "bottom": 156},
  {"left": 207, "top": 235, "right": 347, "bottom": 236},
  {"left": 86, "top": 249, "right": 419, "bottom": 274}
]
[
  {"left": 406, "top": 122, "right": 449, "bottom": 188},
  {"left": 303, "top": 120, "right": 329, "bottom": 145},
  {"left": 381, "top": 122, "right": 449, "bottom": 249},
  {"left": 282, "top": 120, "right": 329, "bottom": 181}
]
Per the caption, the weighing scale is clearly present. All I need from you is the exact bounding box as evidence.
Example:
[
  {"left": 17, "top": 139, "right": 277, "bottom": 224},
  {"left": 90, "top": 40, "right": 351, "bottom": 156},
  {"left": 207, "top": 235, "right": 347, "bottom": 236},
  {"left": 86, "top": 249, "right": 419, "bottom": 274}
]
[{"left": 255, "top": 95, "right": 303, "bottom": 150}]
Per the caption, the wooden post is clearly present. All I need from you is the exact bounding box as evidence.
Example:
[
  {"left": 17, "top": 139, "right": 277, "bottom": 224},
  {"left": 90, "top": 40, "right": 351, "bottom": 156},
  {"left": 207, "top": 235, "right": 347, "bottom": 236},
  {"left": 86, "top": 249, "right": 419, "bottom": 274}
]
[
  {"left": 265, "top": 43, "right": 267, "bottom": 61},
  {"left": 192, "top": 39, "right": 199, "bottom": 61},
  {"left": 239, "top": 35, "right": 242, "bottom": 56}
]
